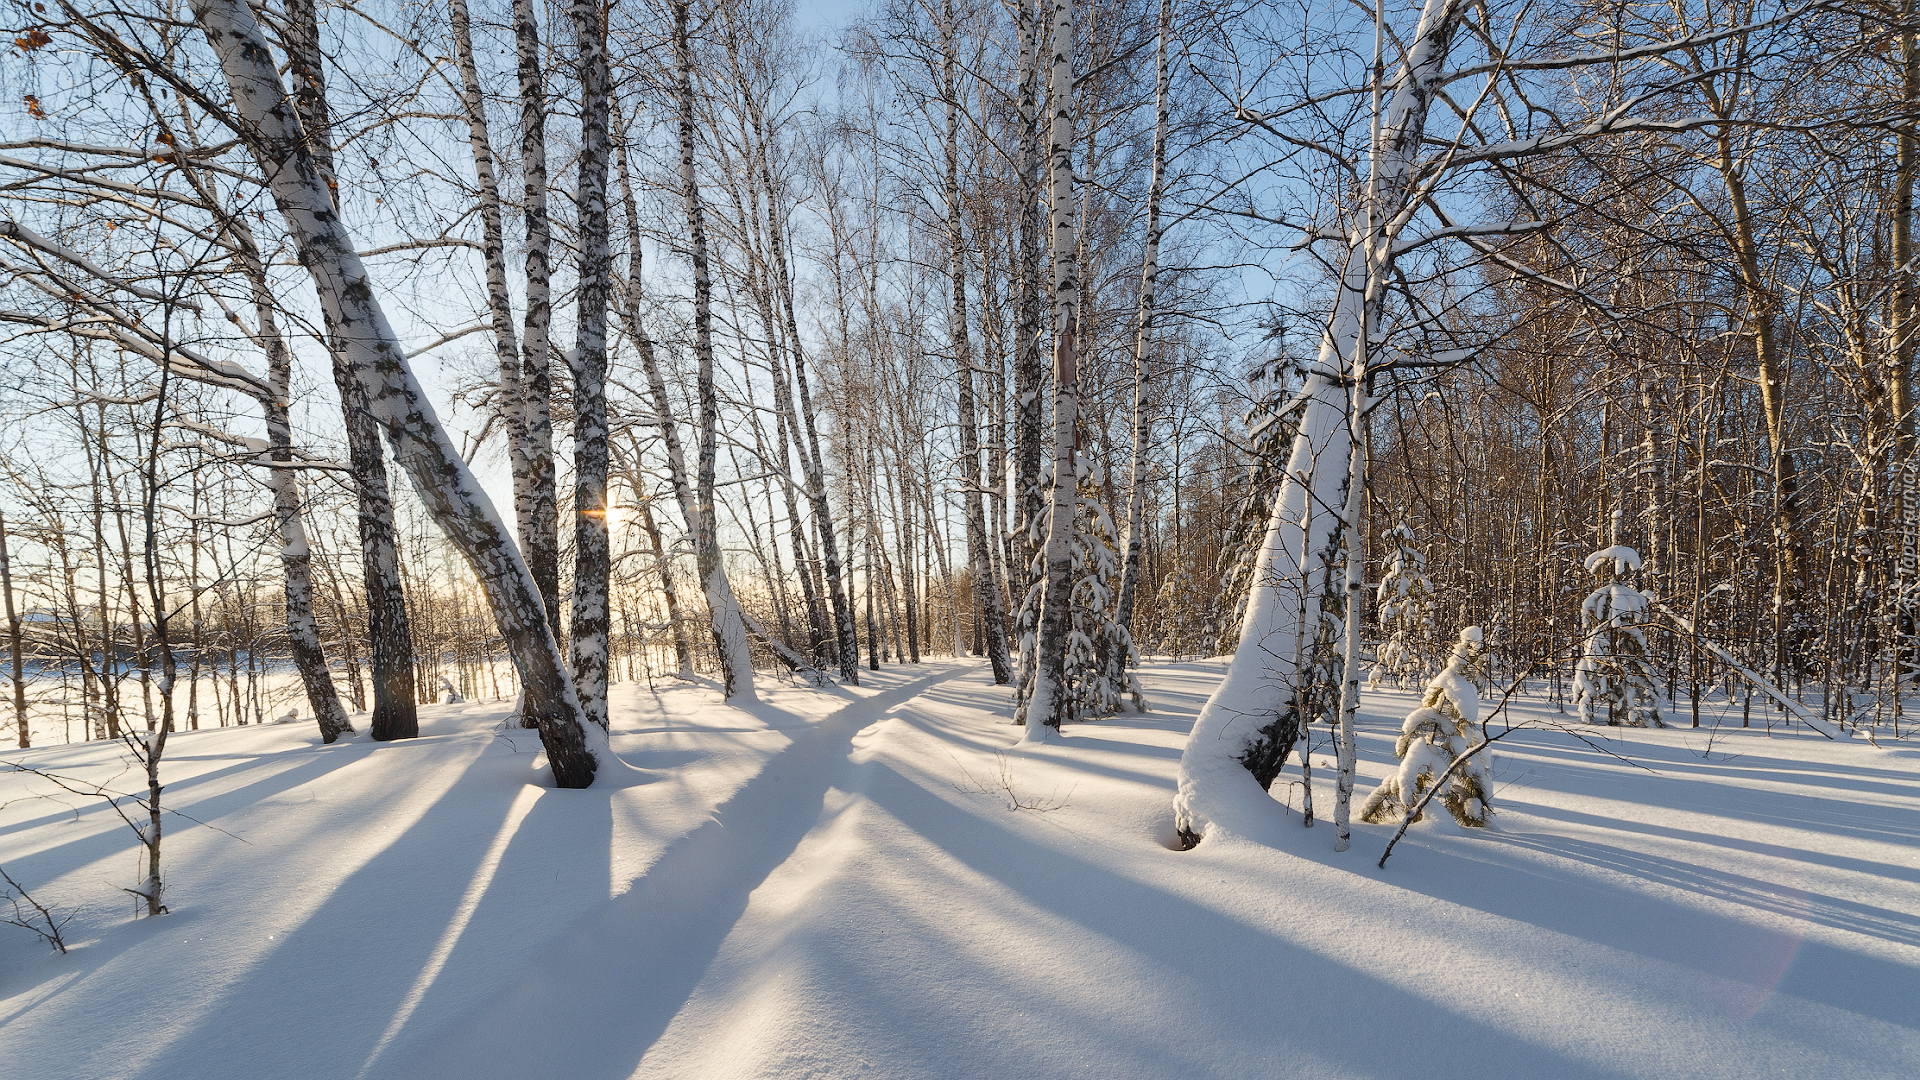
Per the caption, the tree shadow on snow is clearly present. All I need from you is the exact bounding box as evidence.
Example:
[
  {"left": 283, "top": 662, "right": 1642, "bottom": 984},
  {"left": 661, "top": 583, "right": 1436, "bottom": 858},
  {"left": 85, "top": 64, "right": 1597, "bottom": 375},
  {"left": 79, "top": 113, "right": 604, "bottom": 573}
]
[{"left": 363, "top": 666, "right": 965, "bottom": 1080}]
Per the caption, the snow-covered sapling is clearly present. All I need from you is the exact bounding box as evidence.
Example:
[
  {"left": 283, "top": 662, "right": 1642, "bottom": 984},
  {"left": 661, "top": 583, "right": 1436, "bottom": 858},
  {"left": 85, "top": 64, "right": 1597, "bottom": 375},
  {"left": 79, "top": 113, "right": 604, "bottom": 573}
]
[
  {"left": 1360, "top": 626, "right": 1493, "bottom": 828},
  {"left": 1370, "top": 521, "right": 1436, "bottom": 687},
  {"left": 1572, "top": 545, "right": 1667, "bottom": 727}
]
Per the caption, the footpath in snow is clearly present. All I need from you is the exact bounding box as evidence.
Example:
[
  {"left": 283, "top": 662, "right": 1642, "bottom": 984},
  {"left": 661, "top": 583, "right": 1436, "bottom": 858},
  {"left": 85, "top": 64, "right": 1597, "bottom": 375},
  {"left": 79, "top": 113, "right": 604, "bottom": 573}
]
[{"left": 2, "top": 659, "right": 1917, "bottom": 1079}]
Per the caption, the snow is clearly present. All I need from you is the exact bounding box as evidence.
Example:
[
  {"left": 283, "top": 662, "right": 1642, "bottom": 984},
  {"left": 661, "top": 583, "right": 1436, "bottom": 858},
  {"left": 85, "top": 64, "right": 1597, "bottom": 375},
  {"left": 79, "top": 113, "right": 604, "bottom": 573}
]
[
  {"left": 1585, "top": 544, "right": 1645, "bottom": 576},
  {"left": 3, "top": 659, "right": 1918, "bottom": 1078}
]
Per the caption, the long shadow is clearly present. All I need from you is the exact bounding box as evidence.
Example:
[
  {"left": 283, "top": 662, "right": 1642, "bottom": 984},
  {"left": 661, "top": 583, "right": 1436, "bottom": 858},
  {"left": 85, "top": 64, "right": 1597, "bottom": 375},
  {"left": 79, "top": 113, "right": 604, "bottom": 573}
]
[
  {"left": 848, "top": 762, "right": 1643, "bottom": 1079},
  {"left": 881, "top": 705, "right": 1176, "bottom": 790},
  {"left": 1489, "top": 828, "right": 1920, "bottom": 949},
  {"left": 1, "top": 740, "right": 395, "bottom": 883},
  {"left": 124, "top": 742, "right": 524, "bottom": 1080},
  {"left": 364, "top": 757, "right": 620, "bottom": 1069},
  {"left": 1513, "top": 801, "right": 1920, "bottom": 885},
  {"left": 1499, "top": 736, "right": 1920, "bottom": 800},
  {"left": 1052, "top": 732, "right": 1184, "bottom": 760},
  {"left": 1486, "top": 743, "right": 1920, "bottom": 847},
  {"left": 370, "top": 666, "right": 965, "bottom": 1080},
  {"left": 1366, "top": 823, "right": 1920, "bottom": 1030},
  {"left": 0, "top": 749, "right": 319, "bottom": 835}
]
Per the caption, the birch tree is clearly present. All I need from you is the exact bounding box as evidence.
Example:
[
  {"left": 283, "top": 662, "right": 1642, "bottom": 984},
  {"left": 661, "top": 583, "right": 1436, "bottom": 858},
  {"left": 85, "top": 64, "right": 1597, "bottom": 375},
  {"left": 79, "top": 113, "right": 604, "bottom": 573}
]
[
  {"left": 671, "top": 0, "right": 757, "bottom": 699},
  {"left": 190, "top": 0, "right": 604, "bottom": 784},
  {"left": 1021, "top": 0, "right": 1081, "bottom": 738}
]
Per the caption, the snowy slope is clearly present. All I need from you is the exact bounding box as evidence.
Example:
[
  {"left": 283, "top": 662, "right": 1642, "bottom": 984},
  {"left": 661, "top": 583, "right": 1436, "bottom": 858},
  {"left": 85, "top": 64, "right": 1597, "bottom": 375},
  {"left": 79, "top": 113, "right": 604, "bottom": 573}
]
[{"left": 3, "top": 660, "right": 1916, "bottom": 1079}]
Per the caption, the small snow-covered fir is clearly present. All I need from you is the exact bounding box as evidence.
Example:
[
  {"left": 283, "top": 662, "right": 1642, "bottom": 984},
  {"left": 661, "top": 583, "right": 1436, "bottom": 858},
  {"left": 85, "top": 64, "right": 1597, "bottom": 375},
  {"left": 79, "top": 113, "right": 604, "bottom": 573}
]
[
  {"left": 1370, "top": 521, "right": 1437, "bottom": 688},
  {"left": 1360, "top": 625, "right": 1493, "bottom": 828},
  {"left": 1572, "top": 544, "right": 1667, "bottom": 727}
]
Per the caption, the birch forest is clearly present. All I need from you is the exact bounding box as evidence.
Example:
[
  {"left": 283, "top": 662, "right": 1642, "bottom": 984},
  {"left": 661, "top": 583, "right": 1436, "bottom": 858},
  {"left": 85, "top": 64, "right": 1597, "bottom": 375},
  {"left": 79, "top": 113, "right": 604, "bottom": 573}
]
[
  {"left": 1, "top": 0, "right": 1914, "bottom": 803},
  {"left": 4, "top": 4, "right": 1920, "bottom": 1074}
]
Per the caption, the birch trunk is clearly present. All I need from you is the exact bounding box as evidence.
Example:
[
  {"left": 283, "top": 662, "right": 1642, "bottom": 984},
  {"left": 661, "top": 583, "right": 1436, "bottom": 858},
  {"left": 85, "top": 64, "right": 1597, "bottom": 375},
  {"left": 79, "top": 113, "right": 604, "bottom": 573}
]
[
  {"left": 673, "top": 0, "right": 756, "bottom": 700},
  {"left": 449, "top": 0, "right": 533, "bottom": 602},
  {"left": 1897, "top": 13, "right": 1918, "bottom": 463},
  {"left": 258, "top": 292, "right": 353, "bottom": 744},
  {"left": 1113, "top": 0, "right": 1170, "bottom": 643},
  {"left": 339, "top": 381, "right": 419, "bottom": 742},
  {"left": 1022, "top": 0, "right": 1079, "bottom": 740},
  {"left": 609, "top": 119, "right": 701, "bottom": 685},
  {"left": 1174, "top": 0, "right": 1466, "bottom": 845},
  {"left": 1012, "top": 0, "right": 1046, "bottom": 650},
  {"left": 945, "top": 0, "right": 1012, "bottom": 683},
  {"left": 739, "top": 93, "right": 861, "bottom": 684},
  {"left": 281, "top": 0, "right": 415, "bottom": 741},
  {"left": 567, "top": 0, "right": 613, "bottom": 729},
  {"left": 514, "top": 0, "right": 562, "bottom": 635},
  {"left": 1, "top": 513, "right": 27, "bottom": 748},
  {"left": 191, "top": 0, "right": 603, "bottom": 785},
  {"left": 1329, "top": 0, "right": 1391, "bottom": 853}
]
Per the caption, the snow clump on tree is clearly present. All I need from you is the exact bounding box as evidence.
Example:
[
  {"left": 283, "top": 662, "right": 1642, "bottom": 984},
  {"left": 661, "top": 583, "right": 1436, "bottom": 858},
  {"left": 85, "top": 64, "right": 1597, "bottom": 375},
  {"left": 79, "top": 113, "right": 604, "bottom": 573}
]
[
  {"left": 1572, "top": 545, "right": 1667, "bottom": 727},
  {"left": 1370, "top": 521, "right": 1436, "bottom": 687},
  {"left": 1360, "top": 625, "right": 1493, "bottom": 828}
]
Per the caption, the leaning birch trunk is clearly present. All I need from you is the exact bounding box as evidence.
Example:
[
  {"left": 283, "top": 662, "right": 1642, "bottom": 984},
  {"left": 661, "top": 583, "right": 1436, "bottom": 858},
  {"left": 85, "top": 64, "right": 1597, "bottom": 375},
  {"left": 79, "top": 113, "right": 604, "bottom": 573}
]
[
  {"left": 1022, "top": 0, "right": 1078, "bottom": 739},
  {"left": 944, "top": 0, "right": 1012, "bottom": 684},
  {"left": 1112, "top": 0, "right": 1171, "bottom": 646},
  {"left": 514, "top": 0, "right": 562, "bottom": 636},
  {"left": 281, "top": 0, "right": 416, "bottom": 741},
  {"left": 1173, "top": 0, "right": 1465, "bottom": 846},
  {"left": 191, "top": 0, "right": 603, "bottom": 785},
  {"left": 567, "top": 0, "right": 614, "bottom": 729},
  {"left": 673, "top": 0, "right": 755, "bottom": 700}
]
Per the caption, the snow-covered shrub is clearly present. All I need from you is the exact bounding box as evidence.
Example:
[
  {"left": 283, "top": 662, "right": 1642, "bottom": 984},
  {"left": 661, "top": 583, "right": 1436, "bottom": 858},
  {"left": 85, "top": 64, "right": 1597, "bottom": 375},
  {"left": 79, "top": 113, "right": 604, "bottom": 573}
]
[
  {"left": 1359, "top": 626, "right": 1493, "bottom": 828},
  {"left": 1370, "top": 521, "right": 1436, "bottom": 687},
  {"left": 1572, "top": 545, "right": 1666, "bottom": 727}
]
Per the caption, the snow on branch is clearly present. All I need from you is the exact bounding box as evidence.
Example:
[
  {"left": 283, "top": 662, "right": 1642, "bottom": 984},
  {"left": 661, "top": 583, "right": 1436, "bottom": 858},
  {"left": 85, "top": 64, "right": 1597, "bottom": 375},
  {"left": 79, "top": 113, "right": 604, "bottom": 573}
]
[{"left": 0, "top": 218, "right": 200, "bottom": 311}]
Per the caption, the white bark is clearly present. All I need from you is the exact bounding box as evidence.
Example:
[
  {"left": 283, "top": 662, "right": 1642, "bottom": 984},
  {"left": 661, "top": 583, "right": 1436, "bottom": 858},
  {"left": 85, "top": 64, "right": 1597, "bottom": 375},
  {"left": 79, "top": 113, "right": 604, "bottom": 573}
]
[
  {"left": 944, "top": 0, "right": 1013, "bottom": 684},
  {"left": 1023, "top": 0, "right": 1079, "bottom": 741},
  {"left": 567, "top": 0, "right": 614, "bottom": 729},
  {"left": 1113, "top": 0, "right": 1171, "bottom": 647},
  {"left": 190, "top": 0, "right": 605, "bottom": 784},
  {"left": 1174, "top": 0, "right": 1467, "bottom": 845},
  {"left": 514, "top": 0, "right": 562, "bottom": 635},
  {"left": 448, "top": 0, "right": 534, "bottom": 606},
  {"left": 673, "top": 0, "right": 756, "bottom": 701}
]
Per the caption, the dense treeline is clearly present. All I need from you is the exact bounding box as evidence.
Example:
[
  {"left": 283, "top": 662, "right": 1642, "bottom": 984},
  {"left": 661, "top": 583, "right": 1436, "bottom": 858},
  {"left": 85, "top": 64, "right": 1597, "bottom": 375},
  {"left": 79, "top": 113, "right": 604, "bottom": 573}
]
[{"left": 1, "top": 0, "right": 1915, "bottom": 780}]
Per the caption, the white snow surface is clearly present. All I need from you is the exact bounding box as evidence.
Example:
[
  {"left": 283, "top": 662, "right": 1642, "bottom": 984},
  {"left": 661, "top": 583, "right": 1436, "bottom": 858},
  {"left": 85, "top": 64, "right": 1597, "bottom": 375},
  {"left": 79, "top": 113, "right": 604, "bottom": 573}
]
[{"left": 3, "top": 658, "right": 1917, "bottom": 1078}]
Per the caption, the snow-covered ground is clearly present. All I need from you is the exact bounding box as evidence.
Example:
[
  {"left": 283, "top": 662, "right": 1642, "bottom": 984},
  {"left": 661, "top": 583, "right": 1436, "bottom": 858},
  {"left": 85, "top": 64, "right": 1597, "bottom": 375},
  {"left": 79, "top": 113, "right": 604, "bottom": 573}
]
[{"left": 2, "top": 659, "right": 1915, "bottom": 1078}]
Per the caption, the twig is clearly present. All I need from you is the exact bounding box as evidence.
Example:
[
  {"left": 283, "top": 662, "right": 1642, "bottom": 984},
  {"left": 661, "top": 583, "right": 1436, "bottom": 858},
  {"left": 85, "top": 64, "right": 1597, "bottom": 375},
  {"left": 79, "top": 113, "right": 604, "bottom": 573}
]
[{"left": 0, "top": 862, "right": 71, "bottom": 954}]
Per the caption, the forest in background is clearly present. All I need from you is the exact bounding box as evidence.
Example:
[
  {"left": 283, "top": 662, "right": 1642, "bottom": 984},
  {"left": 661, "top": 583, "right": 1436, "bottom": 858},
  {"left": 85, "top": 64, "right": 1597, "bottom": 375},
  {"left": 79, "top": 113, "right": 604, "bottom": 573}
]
[{"left": 0, "top": 0, "right": 1913, "bottom": 799}]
